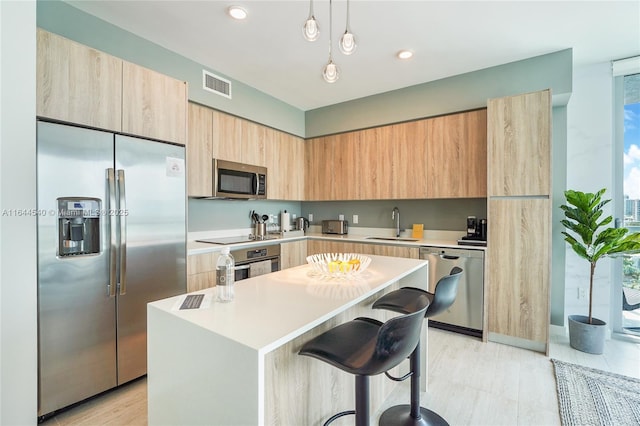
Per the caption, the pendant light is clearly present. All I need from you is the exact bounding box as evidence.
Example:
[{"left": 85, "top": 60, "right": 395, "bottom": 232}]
[
  {"left": 322, "top": 0, "right": 339, "bottom": 83},
  {"left": 338, "top": 0, "right": 357, "bottom": 55},
  {"left": 302, "top": 0, "right": 319, "bottom": 42}
]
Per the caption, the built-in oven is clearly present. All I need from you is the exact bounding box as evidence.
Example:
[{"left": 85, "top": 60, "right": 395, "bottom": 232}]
[{"left": 231, "top": 244, "right": 280, "bottom": 281}]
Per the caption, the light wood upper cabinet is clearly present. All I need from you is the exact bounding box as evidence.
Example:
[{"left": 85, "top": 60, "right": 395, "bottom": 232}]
[
  {"left": 427, "top": 109, "right": 487, "bottom": 198},
  {"left": 266, "top": 129, "right": 305, "bottom": 200},
  {"left": 304, "top": 110, "right": 485, "bottom": 201},
  {"left": 122, "top": 61, "right": 187, "bottom": 145},
  {"left": 187, "top": 103, "right": 213, "bottom": 197},
  {"left": 211, "top": 109, "right": 242, "bottom": 163},
  {"left": 37, "top": 29, "right": 123, "bottom": 131},
  {"left": 487, "top": 90, "right": 551, "bottom": 196},
  {"left": 37, "top": 29, "right": 187, "bottom": 146},
  {"left": 188, "top": 104, "right": 304, "bottom": 199},
  {"left": 391, "top": 121, "right": 429, "bottom": 199},
  {"left": 305, "top": 136, "right": 336, "bottom": 200}
]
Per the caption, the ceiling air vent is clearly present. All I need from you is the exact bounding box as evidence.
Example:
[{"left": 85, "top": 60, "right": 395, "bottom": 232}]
[{"left": 203, "top": 70, "right": 232, "bottom": 99}]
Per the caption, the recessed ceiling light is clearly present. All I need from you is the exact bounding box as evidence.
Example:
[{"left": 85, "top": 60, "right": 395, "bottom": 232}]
[
  {"left": 397, "top": 50, "right": 414, "bottom": 60},
  {"left": 227, "top": 6, "right": 247, "bottom": 20}
]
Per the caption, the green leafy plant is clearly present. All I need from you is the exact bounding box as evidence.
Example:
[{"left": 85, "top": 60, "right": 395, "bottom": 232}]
[{"left": 560, "top": 188, "right": 640, "bottom": 323}]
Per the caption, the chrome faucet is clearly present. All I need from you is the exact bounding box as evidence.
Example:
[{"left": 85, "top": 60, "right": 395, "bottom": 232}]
[{"left": 392, "top": 207, "right": 400, "bottom": 237}]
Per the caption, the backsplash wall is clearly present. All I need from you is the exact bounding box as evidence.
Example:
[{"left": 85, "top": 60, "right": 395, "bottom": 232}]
[
  {"left": 304, "top": 199, "right": 487, "bottom": 233},
  {"left": 189, "top": 198, "right": 487, "bottom": 234}
]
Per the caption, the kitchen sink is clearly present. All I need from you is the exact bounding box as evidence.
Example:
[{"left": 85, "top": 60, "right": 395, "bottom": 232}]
[{"left": 365, "top": 236, "right": 420, "bottom": 242}]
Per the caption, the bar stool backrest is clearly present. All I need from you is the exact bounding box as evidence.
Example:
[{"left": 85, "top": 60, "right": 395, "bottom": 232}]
[
  {"left": 425, "top": 267, "right": 463, "bottom": 318},
  {"left": 364, "top": 294, "right": 429, "bottom": 376}
]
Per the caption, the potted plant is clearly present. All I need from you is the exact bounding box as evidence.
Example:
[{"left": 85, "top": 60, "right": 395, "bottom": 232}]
[{"left": 560, "top": 188, "right": 640, "bottom": 354}]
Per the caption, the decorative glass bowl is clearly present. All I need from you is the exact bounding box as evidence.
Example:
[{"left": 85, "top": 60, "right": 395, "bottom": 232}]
[{"left": 306, "top": 253, "right": 371, "bottom": 278}]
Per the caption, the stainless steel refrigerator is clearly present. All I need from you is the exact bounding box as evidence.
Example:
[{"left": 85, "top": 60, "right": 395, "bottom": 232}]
[{"left": 36, "top": 121, "right": 186, "bottom": 417}]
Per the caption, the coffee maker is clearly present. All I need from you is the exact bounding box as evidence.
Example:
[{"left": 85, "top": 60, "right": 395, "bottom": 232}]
[{"left": 460, "top": 215, "right": 487, "bottom": 245}]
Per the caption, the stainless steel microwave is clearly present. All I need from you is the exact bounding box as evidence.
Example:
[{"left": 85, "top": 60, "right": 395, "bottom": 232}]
[{"left": 213, "top": 159, "right": 267, "bottom": 199}]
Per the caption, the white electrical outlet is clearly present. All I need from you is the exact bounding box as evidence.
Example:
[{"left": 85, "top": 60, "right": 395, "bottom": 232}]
[
  {"left": 353, "top": 214, "right": 359, "bottom": 224},
  {"left": 339, "top": 214, "right": 344, "bottom": 220},
  {"left": 578, "top": 288, "right": 586, "bottom": 300},
  {"left": 308, "top": 213, "right": 313, "bottom": 222}
]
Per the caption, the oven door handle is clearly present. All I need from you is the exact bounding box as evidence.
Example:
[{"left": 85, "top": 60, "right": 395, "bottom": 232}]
[{"left": 234, "top": 264, "right": 251, "bottom": 270}]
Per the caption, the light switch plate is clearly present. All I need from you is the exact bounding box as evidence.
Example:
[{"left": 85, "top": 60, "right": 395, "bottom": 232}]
[{"left": 353, "top": 215, "right": 359, "bottom": 224}]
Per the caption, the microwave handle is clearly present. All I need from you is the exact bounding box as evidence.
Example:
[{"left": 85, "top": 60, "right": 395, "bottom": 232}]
[{"left": 254, "top": 172, "right": 259, "bottom": 195}]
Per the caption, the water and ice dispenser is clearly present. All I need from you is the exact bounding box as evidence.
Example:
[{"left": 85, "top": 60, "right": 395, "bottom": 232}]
[{"left": 57, "top": 198, "right": 101, "bottom": 257}]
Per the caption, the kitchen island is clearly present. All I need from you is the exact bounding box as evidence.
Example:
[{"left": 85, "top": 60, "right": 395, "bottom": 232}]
[{"left": 147, "top": 255, "right": 429, "bottom": 425}]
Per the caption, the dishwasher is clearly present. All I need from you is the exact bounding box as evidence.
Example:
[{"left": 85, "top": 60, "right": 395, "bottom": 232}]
[{"left": 420, "top": 246, "right": 485, "bottom": 337}]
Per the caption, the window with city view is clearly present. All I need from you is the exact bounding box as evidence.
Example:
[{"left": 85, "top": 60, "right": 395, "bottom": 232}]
[{"left": 622, "top": 73, "right": 640, "bottom": 333}]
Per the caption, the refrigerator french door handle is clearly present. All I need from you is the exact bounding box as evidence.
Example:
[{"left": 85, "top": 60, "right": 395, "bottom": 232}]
[
  {"left": 107, "top": 168, "right": 117, "bottom": 297},
  {"left": 117, "top": 169, "right": 127, "bottom": 295}
]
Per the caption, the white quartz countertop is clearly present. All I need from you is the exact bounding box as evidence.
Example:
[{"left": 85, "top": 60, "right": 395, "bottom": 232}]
[
  {"left": 148, "top": 255, "right": 428, "bottom": 355},
  {"left": 187, "top": 228, "right": 486, "bottom": 255}
]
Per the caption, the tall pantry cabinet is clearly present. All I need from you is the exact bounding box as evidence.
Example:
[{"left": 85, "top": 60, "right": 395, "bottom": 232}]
[{"left": 486, "top": 90, "right": 552, "bottom": 354}]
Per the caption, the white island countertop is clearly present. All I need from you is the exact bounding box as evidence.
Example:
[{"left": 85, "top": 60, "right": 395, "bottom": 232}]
[
  {"left": 149, "top": 255, "right": 428, "bottom": 355},
  {"left": 147, "top": 255, "right": 429, "bottom": 425}
]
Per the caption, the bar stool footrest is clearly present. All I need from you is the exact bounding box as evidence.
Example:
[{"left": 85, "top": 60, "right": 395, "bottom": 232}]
[
  {"left": 323, "top": 409, "right": 355, "bottom": 426},
  {"left": 378, "top": 404, "right": 449, "bottom": 426}
]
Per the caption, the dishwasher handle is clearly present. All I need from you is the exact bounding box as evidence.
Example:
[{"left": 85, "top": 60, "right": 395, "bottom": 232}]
[{"left": 441, "top": 254, "right": 460, "bottom": 260}]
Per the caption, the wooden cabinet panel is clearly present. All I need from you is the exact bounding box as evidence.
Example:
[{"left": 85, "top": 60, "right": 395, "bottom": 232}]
[
  {"left": 241, "top": 120, "right": 266, "bottom": 167},
  {"left": 266, "top": 130, "right": 305, "bottom": 200},
  {"left": 281, "top": 240, "right": 308, "bottom": 269},
  {"left": 391, "top": 121, "right": 428, "bottom": 199},
  {"left": 305, "top": 137, "right": 335, "bottom": 200},
  {"left": 307, "top": 240, "right": 418, "bottom": 259},
  {"left": 487, "top": 90, "right": 551, "bottom": 196},
  {"left": 487, "top": 198, "right": 550, "bottom": 346},
  {"left": 187, "top": 252, "right": 220, "bottom": 293},
  {"left": 37, "top": 29, "right": 122, "bottom": 131},
  {"left": 427, "top": 110, "right": 487, "bottom": 198},
  {"left": 187, "top": 103, "right": 213, "bottom": 197},
  {"left": 122, "top": 61, "right": 187, "bottom": 145},
  {"left": 211, "top": 109, "right": 242, "bottom": 162}
]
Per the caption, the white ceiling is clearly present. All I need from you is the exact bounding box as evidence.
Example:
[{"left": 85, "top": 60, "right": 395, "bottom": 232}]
[{"left": 65, "top": 0, "right": 640, "bottom": 111}]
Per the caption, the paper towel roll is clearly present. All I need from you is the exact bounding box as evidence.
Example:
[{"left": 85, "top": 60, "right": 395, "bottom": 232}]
[{"left": 280, "top": 210, "right": 290, "bottom": 232}]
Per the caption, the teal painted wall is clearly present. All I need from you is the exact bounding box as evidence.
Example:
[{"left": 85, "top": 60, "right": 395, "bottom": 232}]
[
  {"left": 36, "top": 0, "right": 306, "bottom": 137},
  {"left": 303, "top": 199, "right": 487, "bottom": 233},
  {"left": 305, "top": 49, "right": 572, "bottom": 137}
]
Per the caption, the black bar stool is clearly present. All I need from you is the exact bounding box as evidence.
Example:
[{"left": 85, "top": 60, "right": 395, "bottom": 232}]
[
  {"left": 298, "top": 294, "right": 430, "bottom": 426},
  {"left": 372, "top": 267, "right": 463, "bottom": 426}
]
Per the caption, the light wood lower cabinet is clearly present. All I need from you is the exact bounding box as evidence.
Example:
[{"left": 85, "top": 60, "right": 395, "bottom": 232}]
[
  {"left": 280, "top": 240, "right": 308, "bottom": 269},
  {"left": 187, "top": 252, "right": 219, "bottom": 293},
  {"left": 487, "top": 198, "right": 550, "bottom": 351},
  {"left": 307, "top": 240, "right": 419, "bottom": 259}
]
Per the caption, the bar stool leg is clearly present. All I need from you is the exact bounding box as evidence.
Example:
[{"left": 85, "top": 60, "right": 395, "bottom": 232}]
[
  {"left": 378, "top": 341, "right": 449, "bottom": 426},
  {"left": 355, "top": 375, "right": 370, "bottom": 426}
]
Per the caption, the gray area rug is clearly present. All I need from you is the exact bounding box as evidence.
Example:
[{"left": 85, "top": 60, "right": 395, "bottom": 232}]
[{"left": 551, "top": 359, "right": 640, "bottom": 426}]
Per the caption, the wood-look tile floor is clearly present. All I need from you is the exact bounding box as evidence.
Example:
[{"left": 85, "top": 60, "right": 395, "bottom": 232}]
[{"left": 40, "top": 328, "right": 640, "bottom": 426}]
